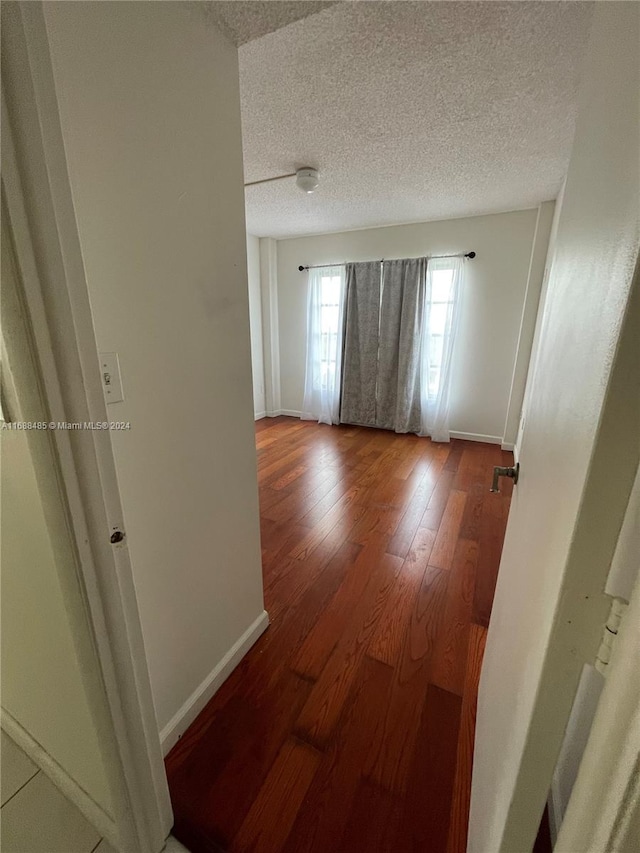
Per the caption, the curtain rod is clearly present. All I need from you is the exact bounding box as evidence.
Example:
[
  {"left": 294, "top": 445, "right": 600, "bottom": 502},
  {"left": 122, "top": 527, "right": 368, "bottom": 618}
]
[{"left": 297, "top": 251, "right": 476, "bottom": 272}]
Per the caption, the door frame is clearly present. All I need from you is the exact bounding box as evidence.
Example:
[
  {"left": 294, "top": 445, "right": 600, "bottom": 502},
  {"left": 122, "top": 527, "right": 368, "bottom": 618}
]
[
  {"left": 555, "top": 484, "right": 640, "bottom": 850},
  {"left": 470, "top": 203, "right": 640, "bottom": 853},
  {"left": 1, "top": 4, "right": 172, "bottom": 851}
]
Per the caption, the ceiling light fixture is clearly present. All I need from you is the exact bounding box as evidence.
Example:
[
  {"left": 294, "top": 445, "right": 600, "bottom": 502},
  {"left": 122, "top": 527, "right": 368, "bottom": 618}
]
[
  {"left": 295, "top": 168, "right": 319, "bottom": 194},
  {"left": 244, "top": 167, "right": 320, "bottom": 194}
]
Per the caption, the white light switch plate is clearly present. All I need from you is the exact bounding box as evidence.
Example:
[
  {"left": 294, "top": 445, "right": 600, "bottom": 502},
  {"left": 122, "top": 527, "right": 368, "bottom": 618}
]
[{"left": 100, "top": 352, "right": 124, "bottom": 404}]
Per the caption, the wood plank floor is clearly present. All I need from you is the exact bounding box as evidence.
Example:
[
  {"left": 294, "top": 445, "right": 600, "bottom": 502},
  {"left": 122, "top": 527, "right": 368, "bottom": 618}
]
[{"left": 166, "top": 417, "right": 514, "bottom": 853}]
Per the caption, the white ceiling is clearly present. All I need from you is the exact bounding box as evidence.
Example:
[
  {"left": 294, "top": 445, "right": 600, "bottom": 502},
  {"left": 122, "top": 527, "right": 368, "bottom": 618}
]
[
  {"left": 208, "top": 1, "right": 339, "bottom": 46},
  {"left": 238, "top": 1, "right": 594, "bottom": 239}
]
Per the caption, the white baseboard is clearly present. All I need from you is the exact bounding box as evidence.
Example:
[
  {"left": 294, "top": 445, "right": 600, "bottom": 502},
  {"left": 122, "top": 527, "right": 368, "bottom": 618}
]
[
  {"left": 160, "top": 610, "right": 269, "bottom": 755},
  {"left": 261, "top": 418, "right": 505, "bottom": 443},
  {"left": 501, "top": 441, "right": 515, "bottom": 452},
  {"left": 261, "top": 419, "right": 507, "bottom": 443},
  {"left": 254, "top": 411, "right": 267, "bottom": 421},
  {"left": 450, "top": 431, "right": 503, "bottom": 445},
  {"left": 0, "top": 707, "right": 118, "bottom": 848},
  {"left": 261, "top": 409, "right": 302, "bottom": 419}
]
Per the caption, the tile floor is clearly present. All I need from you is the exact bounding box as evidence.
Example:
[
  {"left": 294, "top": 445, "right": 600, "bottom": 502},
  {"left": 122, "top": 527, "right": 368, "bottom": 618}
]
[{"left": 1, "top": 729, "right": 188, "bottom": 853}]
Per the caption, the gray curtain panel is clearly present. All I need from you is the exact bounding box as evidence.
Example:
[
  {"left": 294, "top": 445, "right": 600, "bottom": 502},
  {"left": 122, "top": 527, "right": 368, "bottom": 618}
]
[
  {"left": 340, "top": 261, "right": 381, "bottom": 426},
  {"left": 376, "top": 258, "right": 426, "bottom": 433}
]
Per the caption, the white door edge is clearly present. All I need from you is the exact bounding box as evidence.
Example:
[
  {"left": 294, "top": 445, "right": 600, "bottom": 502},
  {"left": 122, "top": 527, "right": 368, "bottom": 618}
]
[{"left": 556, "top": 560, "right": 640, "bottom": 850}]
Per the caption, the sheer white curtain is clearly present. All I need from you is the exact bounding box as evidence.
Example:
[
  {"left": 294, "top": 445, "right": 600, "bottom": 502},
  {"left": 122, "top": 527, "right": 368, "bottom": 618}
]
[
  {"left": 301, "top": 265, "right": 346, "bottom": 425},
  {"left": 419, "top": 256, "right": 463, "bottom": 442}
]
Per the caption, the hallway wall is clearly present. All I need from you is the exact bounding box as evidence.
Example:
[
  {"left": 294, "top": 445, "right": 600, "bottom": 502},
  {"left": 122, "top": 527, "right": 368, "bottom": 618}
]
[
  {"left": 247, "top": 233, "right": 266, "bottom": 417},
  {"left": 43, "top": 1, "right": 266, "bottom": 746}
]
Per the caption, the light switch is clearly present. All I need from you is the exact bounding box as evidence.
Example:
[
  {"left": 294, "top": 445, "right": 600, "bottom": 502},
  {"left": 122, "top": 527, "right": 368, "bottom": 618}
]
[{"left": 100, "top": 352, "right": 124, "bottom": 404}]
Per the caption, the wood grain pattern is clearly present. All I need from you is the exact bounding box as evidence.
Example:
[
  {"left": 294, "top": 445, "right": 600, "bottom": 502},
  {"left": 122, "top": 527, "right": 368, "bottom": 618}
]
[
  {"left": 233, "top": 738, "right": 320, "bottom": 852},
  {"left": 283, "top": 656, "right": 395, "bottom": 853},
  {"left": 429, "top": 489, "right": 467, "bottom": 570},
  {"left": 290, "top": 538, "right": 390, "bottom": 680},
  {"left": 365, "top": 565, "right": 448, "bottom": 794},
  {"left": 262, "top": 468, "right": 340, "bottom": 524},
  {"left": 166, "top": 420, "right": 513, "bottom": 852},
  {"left": 295, "top": 551, "right": 403, "bottom": 748},
  {"left": 431, "top": 538, "right": 478, "bottom": 695},
  {"left": 446, "top": 623, "right": 487, "bottom": 853},
  {"left": 368, "top": 528, "right": 435, "bottom": 667},
  {"left": 338, "top": 779, "right": 404, "bottom": 853},
  {"left": 402, "top": 684, "right": 463, "bottom": 852},
  {"left": 271, "top": 463, "right": 308, "bottom": 491},
  {"left": 420, "top": 468, "right": 456, "bottom": 531}
]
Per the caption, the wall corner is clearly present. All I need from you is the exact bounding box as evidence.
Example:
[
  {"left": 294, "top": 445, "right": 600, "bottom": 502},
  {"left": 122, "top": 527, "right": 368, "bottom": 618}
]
[{"left": 259, "top": 237, "right": 281, "bottom": 415}]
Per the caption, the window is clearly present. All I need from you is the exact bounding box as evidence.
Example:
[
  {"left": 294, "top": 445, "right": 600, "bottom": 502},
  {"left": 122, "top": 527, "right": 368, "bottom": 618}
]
[
  {"left": 319, "top": 274, "right": 342, "bottom": 390},
  {"left": 301, "top": 265, "right": 346, "bottom": 426},
  {"left": 305, "top": 256, "right": 462, "bottom": 437},
  {"left": 426, "top": 265, "right": 455, "bottom": 398}
]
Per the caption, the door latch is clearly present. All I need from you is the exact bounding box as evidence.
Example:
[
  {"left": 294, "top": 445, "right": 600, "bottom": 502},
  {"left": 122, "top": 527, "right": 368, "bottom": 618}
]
[{"left": 490, "top": 462, "right": 519, "bottom": 493}]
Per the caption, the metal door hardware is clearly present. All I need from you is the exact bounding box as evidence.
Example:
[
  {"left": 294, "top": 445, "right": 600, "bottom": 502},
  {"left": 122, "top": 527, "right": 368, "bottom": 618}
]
[{"left": 490, "top": 462, "right": 519, "bottom": 493}]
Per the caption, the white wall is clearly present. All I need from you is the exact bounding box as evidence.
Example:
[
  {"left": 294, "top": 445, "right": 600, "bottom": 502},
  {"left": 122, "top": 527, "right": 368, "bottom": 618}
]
[
  {"left": 259, "top": 238, "right": 282, "bottom": 416},
  {"left": 515, "top": 178, "right": 566, "bottom": 457},
  {"left": 246, "top": 234, "right": 266, "bottom": 417},
  {"left": 504, "top": 202, "right": 555, "bottom": 451},
  {"left": 43, "top": 1, "right": 266, "bottom": 742},
  {"left": 1, "top": 424, "right": 112, "bottom": 814},
  {"left": 275, "top": 207, "right": 552, "bottom": 443}
]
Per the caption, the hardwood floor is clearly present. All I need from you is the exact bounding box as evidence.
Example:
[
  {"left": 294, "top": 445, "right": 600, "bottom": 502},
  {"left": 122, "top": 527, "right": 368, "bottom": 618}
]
[{"left": 166, "top": 417, "right": 513, "bottom": 853}]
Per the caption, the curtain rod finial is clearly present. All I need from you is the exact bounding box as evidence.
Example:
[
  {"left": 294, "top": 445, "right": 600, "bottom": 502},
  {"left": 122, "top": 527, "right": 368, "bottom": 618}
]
[
  {"left": 466, "top": 251, "right": 476, "bottom": 259},
  {"left": 298, "top": 265, "right": 306, "bottom": 272}
]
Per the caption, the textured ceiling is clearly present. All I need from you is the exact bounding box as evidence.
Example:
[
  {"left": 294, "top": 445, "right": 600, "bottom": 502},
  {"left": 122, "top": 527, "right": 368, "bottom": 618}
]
[
  {"left": 207, "top": 1, "right": 339, "bottom": 46},
  {"left": 240, "top": 1, "right": 593, "bottom": 238}
]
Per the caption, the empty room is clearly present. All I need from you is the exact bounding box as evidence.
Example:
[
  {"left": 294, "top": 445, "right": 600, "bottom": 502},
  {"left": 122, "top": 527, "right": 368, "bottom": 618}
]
[{"left": 1, "top": 2, "right": 638, "bottom": 853}]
